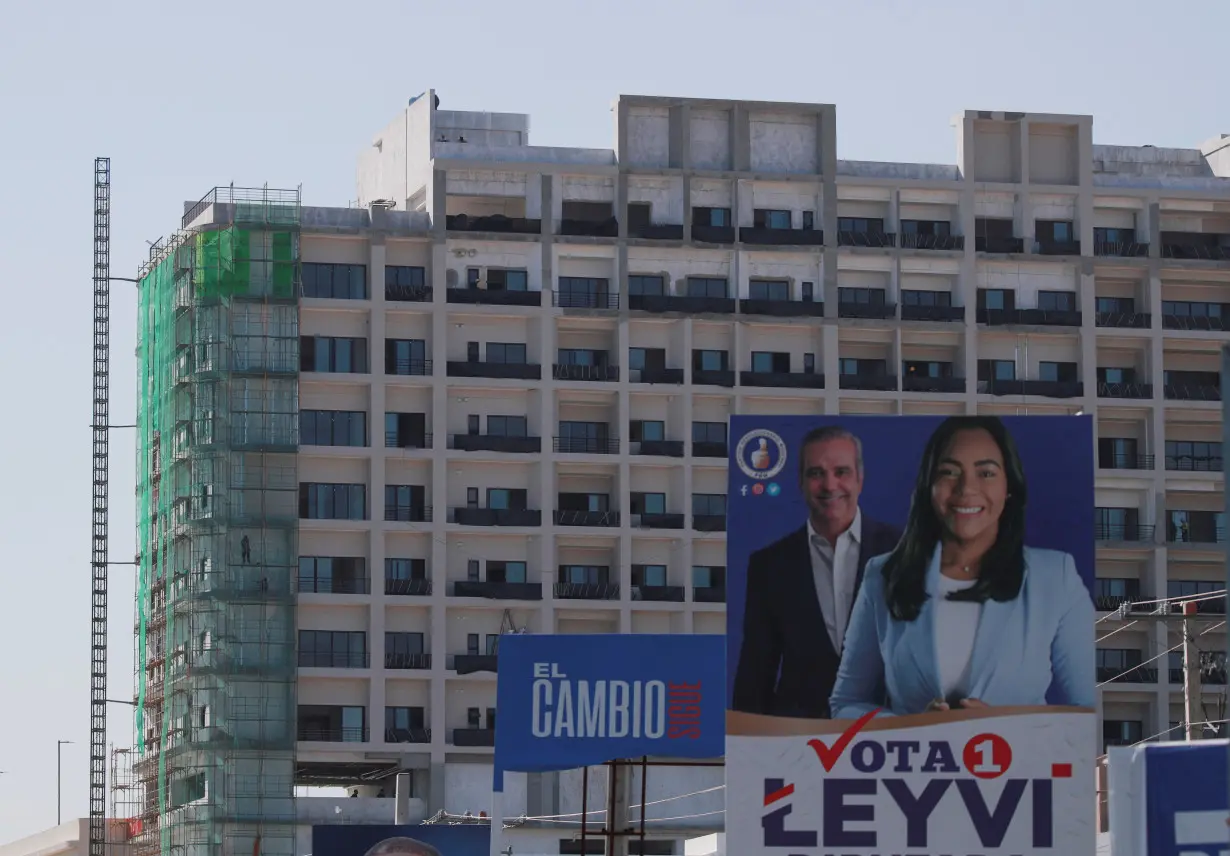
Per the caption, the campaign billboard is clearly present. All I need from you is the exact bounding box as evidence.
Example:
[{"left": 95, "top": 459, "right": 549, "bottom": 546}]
[
  {"left": 312, "top": 824, "right": 489, "bottom": 856},
  {"left": 493, "top": 633, "right": 724, "bottom": 788},
  {"left": 726, "top": 415, "right": 1097, "bottom": 856}
]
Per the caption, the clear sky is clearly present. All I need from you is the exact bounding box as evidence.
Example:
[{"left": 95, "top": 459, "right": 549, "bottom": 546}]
[{"left": 0, "top": 0, "right": 1226, "bottom": 843}]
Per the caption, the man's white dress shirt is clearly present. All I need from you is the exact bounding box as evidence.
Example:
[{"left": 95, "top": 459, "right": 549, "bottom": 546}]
[{"left": 808, "top": 509, "right": 863, "bottom": 653}]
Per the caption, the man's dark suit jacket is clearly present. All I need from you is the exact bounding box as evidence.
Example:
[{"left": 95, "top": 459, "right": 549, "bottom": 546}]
[{"left": 731, "top": 516, "right": 902, "bottom": 719}]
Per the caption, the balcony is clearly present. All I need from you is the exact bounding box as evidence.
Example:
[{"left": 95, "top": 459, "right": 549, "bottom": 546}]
[
  {"left": 553, "top": 290, "right": 619, "bottom": 310},
  {"left": 1098, "top": 382, "right": 1154, "bottom": 400},
  {"left": 386, "top": 727, "right": 431, "bottom": 744},
  {"left": 740, "top": 298, "right": 825, "bottom": 318},
  {"left": 740, "top": 370, "right": 825, "bottom": 390},
  {"left": 1095, "top": 312, "right": 1151, "bottom": 329},
  {"left": 552, "top": 363, "right": 619, "bottom": 382},
  {"left": 1036, "top": 240, "right": 1082, "bottom": 256},
  {"left": 554, "top": 436, "right": 619, "bottom": 454},
  {"left": 838, "top": 230, "right": 896, "bottom": 248},
  {"left": 1094, "top": 593, "right": 1140, "bottom": 612},
  {"left": 1101, "top": 454, "right": 1155, "bottom": 471},
  {"left": 453, "top": 580, "right": 543, "bottom": 600},
  {"left": 298, "top": 726, "right": 368, "bottom": 743},
  {"left": 554, "top": 509, "right": 620, "bottom": 528},
  {"left": 385, "top": 431, "right": 432, "bottom": 450},
  {"left": 387, "top": 357, "right": 432, "bottom": 376},
  {"left": 298, "top": 651, "right": 370, "bottom": 669},
  {"left": 629, "top": 294, "right": 736, "bottom": 314},
  {"left": 901, "top": 304, "right": 965, "bottom": 322},
  {"left": 554, "top": 582, "right": 620, "bottom": 600},
  {"left": 691, "top": 224, "right": 736, "bottom": 244},
  {"left": 1166, "top": 456, "right": 1224, "bottom": 473},
  {"left": 1162, "top": 314, "right": 1227, "bottom": 332},
  {"left": 1161, "top": 233, "right": 1230, "bottom": 261},
  {"left": 385, "top": 577, "right": 432, "bottom": 597},
  {"left": 445, "top": 214, "right": 541, "bottom": 235},
  {"left": 385, "top": 506, "right": 433, "bottom": 523},
  {"left": 299, "top": 576, "right": 371, "bottom": 595},
  {"left": 633, "top": 367, "right": 685, "bottom": 384},
  {"left": 838, "top": 301, "right": 896, "bottom": 320},
  {"left": 1097, "top": 666, "right": 1158, "bottom": 684},
  {"left": 454, "top": 654, "right": 498, "bottom": 674},
  {"left": 739, "top": 227, "right": 824, "bottom": 246},
  {"left": 693, "top": 368, "right": 736, "bottom": 387},
  {"left": 635, "top": 513, "right": 685, "bottom": 530},
  {"left": 693, "top": 514, "right": 727, "bottom": 532},
  {"left": 1018, "top": 380, "right": 1084, "bottom": 398},
  {"left": 903, "top": 375, "right": 965, "bottom": 394},
  {"left": 693, "top": 441, "right": 728, "bottom": 458},
  {"left": 840, "top": 374, "right": 898, "bottom": 392},
  {"left": 385, "top": 652, "right": 431, "bottom": 670},
  {"left": 453, "top": 728, "right": 496, "bottom": 747},
  {"left": 385, "top": 284, "right": 433, "bottom": 303},
  {"left": 1168, "top": 527, "right": 1227, "bottom": 546},
  {"left": 632, "top": 585, "right": 685, "bottom": 603},
  {"left": 901, "top": 233, "right": 964, "bottom": 251},
  {"left": 452, "top": 434, "right": 541, "bottom": 454},
  {"left": 694, "top": 586, "right": 726, "bottom": 603},
  {"left": 1096, "top": 524, "right": 1155, "bottom": 543},
  {"left": 446, "top": 287, "right": 542, "bottom": 307},
  {"left": 1164, "top": 384, "right": 1221, "bottom": 402},
  {"left": 446, "top": 360, "right": 541, "bottom": 380},
  {"left": 630, "top": 223, "right": 684, "bottom": 241},
  {"left": 978, "top": 309, "right": 1083, "bottom": 327},
  {"left": 1094, "top": 241, "right": 1149, "bottom": 258},
  {"left": 633, "top": 439, "right": 684, "bottom": 457},
  {"left": 559, "top": 218, "right": 618, "bottom": 238},
  {"left": 452, "top": 508, "right": 542, "bottom": 527},
  {"left": 976, "top": 236, "right": 1025, "bottom": 254}
]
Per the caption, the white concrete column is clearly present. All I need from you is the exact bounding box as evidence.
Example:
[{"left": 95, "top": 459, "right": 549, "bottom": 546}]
[
  {"left": 369, "top": 238, "right": 389, "bottom": 737},
  {"left": 541, "top": 309, "right": 558, "bottom": 606},
  {"left": 617, "top": 318, "right": 632, "bottom": 610},
  {"left": 489, "top": 790, "right": 505, "bottom": 856},
  {"left": 429, "top": 238, "right": 449, "bottom": 755}
]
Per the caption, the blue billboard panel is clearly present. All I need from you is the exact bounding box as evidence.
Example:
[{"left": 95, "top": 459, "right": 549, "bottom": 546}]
[
  {"left": 312, "top": 824, "right": 489, "bottom": 856},
  {"left": 493, "top": 634, "right": 724, "bottom": 787},
  {"left": 725, "top": 415, "right": 1097, "bottom": 855},
  {"left": 1144, "top": 742, "right": 1228, "bottom": 855}
]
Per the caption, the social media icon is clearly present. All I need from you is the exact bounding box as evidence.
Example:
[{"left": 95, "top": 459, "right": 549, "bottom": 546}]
[
  {"left": 740, "top": 485, "right": 749, "bottom": 496},
  {"left": 767, "top": 483, "right": 781, "bottom": 497},
  {"left": 752, "top": 484, "right": 765, "bottom": 495}
]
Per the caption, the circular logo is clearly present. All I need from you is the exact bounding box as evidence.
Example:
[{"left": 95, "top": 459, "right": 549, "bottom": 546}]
[
  {"left": 962, "top": 733, "right": 1012, "bottom": 779},
  {"left": 752, "top": 483, "right": 765, "bottom": 495},
  {"left": 735, "top": 429, "right": 788, "bottom": 481},
  {"left": 767, "top": 482, "right": 781, "bottom": 497}
]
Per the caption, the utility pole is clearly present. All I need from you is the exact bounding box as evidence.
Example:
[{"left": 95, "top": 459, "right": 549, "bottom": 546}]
[{"left": 1182, "top": 601, "right": 1202, "bottom": 742}]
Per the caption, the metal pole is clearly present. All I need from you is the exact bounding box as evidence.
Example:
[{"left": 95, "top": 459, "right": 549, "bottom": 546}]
[
  {"left": 580, "top": 766, "right": 588, "bottom": 851},
  {"left": 639, "top": 756, "right": 648, "bottom": 852},
  {"left": 57, "top": 740, "right": 61, "bottom": 825}
]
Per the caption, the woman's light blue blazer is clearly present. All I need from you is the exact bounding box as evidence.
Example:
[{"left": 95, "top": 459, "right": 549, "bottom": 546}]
[{"left": 829, "top": 545, "right": 1096, "bottom": 718}]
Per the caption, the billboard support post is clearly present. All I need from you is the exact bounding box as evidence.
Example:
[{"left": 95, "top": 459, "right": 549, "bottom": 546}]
[{"left": 580, "top": 766, "right": 589, "bottom": 851}]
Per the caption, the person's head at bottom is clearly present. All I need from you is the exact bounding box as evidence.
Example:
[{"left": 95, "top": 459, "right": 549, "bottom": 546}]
[{"left": 364, "top": 836, "right": 442, "bottom": 856}]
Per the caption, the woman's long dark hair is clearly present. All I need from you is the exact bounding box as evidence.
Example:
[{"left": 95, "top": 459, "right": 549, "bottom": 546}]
[{"left": 882, "top": 416, "right": 1029, "bottom": 621}]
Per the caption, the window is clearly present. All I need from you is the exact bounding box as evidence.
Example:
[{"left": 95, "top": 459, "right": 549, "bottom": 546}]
[
  {"left": 486, "top": 342, "right": 527, "bottom": 364},
  {"left": 692, "top": 493, "right": 727, "bottom": 516},
  {"left": 903, "top": 360, "right": 952, "bottom": 379},
  {"left": 487, "top": 415, "right": 528, "bottom": 437},
  {"left": 302, "top": 263, "right": 367, "bottom": 300},
  {"left": 692, "top": 422, "right": 727, "bottom": 444},
  {"left": 900, "top": 220, "right": 951, "bottom": 237},
  {"left": 557, "top": 348, "right": 608, "bottom": 367},
  {"left": 1038, "top": 291, "right": 1076, "bottom": 312},
  {"left": 753, "top": 209, "right": 792, "bottom": 229},
  {"left": 300, "top": 410, "right": 366, "bottom": 447},
  {"left": 487, "top": 561, "right": 527, "bottom": 583},
  {"left": 630, "top": 420, "right": 665, "bottom": 442},
  {"left": 297, "top": 705, "right": 367, "bottom": 743},
  {"left": 558, "top": 492, "right": 609, "bottom": 512},
  {"left": 1096, "top": 506, "right": 1139, "bottom": 539},
  {"left": 838, "top": 217, "right": 883, "bottom": 233},
  {"left": 467, "top": 633, "right": 499, "bottom": 656},
  {"left": 838, "top": 287, "right": 886, "bottom": 305},
  {"left": 1097, "top": 437, "right": 1138, "bottom": 468},
  {"left": 466, "top": 707, "right": 481, "bottom": 727},
  {"left": 1094, "top": 227, "right": 1136, "bottom": 245},
  {"left": 385, "top": 558, "right": 427, "bottom": 582},
  {"left": 977, "top": 360, "right": 1016, "bottom": 381},
  {"left": 1096, "top": 296, "right": 1134, "bottom": 314},
  {"left": 629, "top": 347, "right": 666, "bottom": 372},
  {"left": 901, "top": 290, "right": 952, "bottom": 307},
  {"left": 751, "top": 352, "right": 790, "bottom": 373},
  {"left": 487, "top": 488, "right": 528, "bottom": 510},
  {"left": 632, "top": 564, "right": 668, "bottom": 587},
  {"left": 298, "top": 557, "right": 367, "bottom": 594},
  {"left": 1038, "top": 361, "right": 1078, "bottom": 383},
  {"left": 1165, "top": 440, "right": 1223, "bottom": 472},
  {"left": 803, "top": 353, "right": 816, "bottom": 374},
  {"left": 560, "top": 565, "right": 610, "bottom": 585},
  {"left": 384, "top": 485, "right": 427, "bottom": 522},
  {"left": 693, "top": 207, "right": 731, "bottom": 227},
  {"left": 1094, "top": 578, "right": 1139, "bottom": 602},
  {"left": 1097, "top": 367, "right": 1135, "bottom": 385},
  {"left": 385, "top": 412, "right": 427, "bottom": 448},
  {"left": 840, "top": 358, "right": 887, "bottom": 376},
  {"left": 559, "top": 277, "right": 610, "bottom": 299},
  {"left": 801, "top": 281, "right": 815, "bottom": 301},
  {"left": 978, "top": 289, "right": 1013, "bottom": 312},
  {"left": 802, "top": 211, "right": 815, "bottom": 230},
  {"left": 298, "top": 630, "right": 367, "bottom": 668},
  {"left": 692, "top": 565, "right": 726, "bottom": 589},
  {"left": 300, "top": 336, "right": 369, "bottom": 373},
  {"left": 385, "top": 339, "right": 428, "bottom": 375},
  {"left": 385, "top": 265, "right": 426, "bottom": 300},
  {"left": 386, "top": 632, "right": 425, "bottom": 657},
  {"left": 628, "top": 275, "right": 666, "bottom": 296},
  {"left": 1036, "top": 220, "right": 1074, "bottom": 243},
  {"left": 558, "top": 420, "right": 609, "bottom": 445},
  {"left": 385, "top": 706, "right": 426, "bottom": 732},
  {"left": 467, "top": 559, "right": 480, "bottom": 580},
  {"left": 1162, "top": 300, "right": 1224, "bottom": 319},
  {"left": 692, "top": 349, "right": 728, "bottom": 371},
  {"left": 630, "top": 492, "right": 666, "bottom": 515},
  {"left": 749, "top": 279, "right": 790, "bottom": 301},
  {"left": 300, "top": 484, "right": 366, "bottom": 520},
  {"left": 481, "top": 268, "right": 528, "bottom": 291},
  {"left": 686, "top": 277, "right": 728, "bottom": 298}
]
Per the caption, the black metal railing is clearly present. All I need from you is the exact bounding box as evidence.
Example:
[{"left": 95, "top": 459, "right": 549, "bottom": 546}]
[
  {"left": 1164, "top": 384, "right": 1222, "bottom": 402},
  {"left": 453, "top": 728, "right": 496, "bottom": 747},
  {"left": 559, "top": 218, "right": 619, "bottom": 238},
  {"left": 552, "top": 363, "right": 620, "bottom": 382},
  {"left": 452, "top": 434, "right": 541, "bottom": 454},
  {"left": 1095, "top": 524, "right": 1155, "bottom": 543},
  {"left": 298, "top": 726, "right": 368, "bottom": 743},
  {"left": 385, "top": 506, "right": 432, "bottom": 523},
  {"left": 1168, "top": 526, "right": 1227, "bottom": 545},
  {"left": 554, "top": 290, "right": 620, "bottom": 309},
  {"left": 1018, "top": 380, "right": 1084, "bottom": 398},
  {"left": 554, "top": 436, "right": 620, "bottom": 454},
  {"left": 1035, "top": 240, "right": 1082, "bottom": 256},
  {"left": 446, "top": 360, "right": 541, "bottom": 380},
  {"left": 633, "top": 439, "right": 684, "bottom": 457},
  {"left": 554, "top": 509, "right": 620, "bottom": 528},
  {"left": 901, "top": 304, "right": 965, "bottom": 322},
  {"left": 446, "top": 287, "right": 543, "bottom": 307},
  {"left": 1095, "top": 312, "right": 1151, "bottom": 329},
  {"left": 445, "top": 214, "right": 541, "bottom": 234},
  {"left": 634, "top": 513, "right": 685, "bottom": 529},
  {"left": 1097, "top": 666, "right": 1157, "bottom": 684},
  {"left": 693, "top": 514, "right": 727, "bottom": 532},
  {"left": 454, "top": 654, "right": 499, "bottom": 674},
  {"left": 385, "top": 431, "right": 432, "bottom": 449},
  {"left": 1100, "top": 455, "right": 1155, "bottom": 470},
  {"left": 840, "top": 374, "right": 898, "bottom": 392},
  {"left": 452, "top": 508, "right": 542, "bottom": 527},
  {"left": 739, "top": 298, "right": 826, "bottom": 318},
  {"left": 385, "top": 284, "right": 433, "bottom": 303},
  {"left": 900, "top": 233, "right": 964, "bottom": 251},
  {"left": 978, "top": 309, "right": 1083, "bottom": 327},
  {"left": 1162, "top": 314, "right": 1228, "bottom": 332},
  {"left": 630, "top": 224, "right": 684, "bottom": 240},
  {"left": 387, "top": 358, "right": 432, "bottom": 376},
  {"left": 839, "top": 230, "right": 896, "bottom": 248},
  {"left": 739, "top": 371, "right": 825, "bottom": 390},
  {"left": 632, "top": 585, "right": 686, "bottom": 602},
  {"left": 554, "top": 582, "right": 620, "bottom": 600},
  {"left": 298, "top": 576, "right": 371, "bottom": 595},
  {"left": 691, "top": 224, "right": 736, "bottom": 244},
  {"left": 1165, "top": 456, "right": 1224, "bottom": 473},
  {"left": 693, "top": 369, "right": 736, "bottom": 387},
  {"left": 838, "top": 302, "right": 897, "bottom": 320},
  {"left": 1094, "top": 241, "right": 1149, "bottom": 258},
  {"left": 902, "top": 376, "right": 965, "bottom": 393},
  {"left": 453, "top": 581, "right": 543, "bottom": 600},
  {"left": 385, "top": 653, "right": 431, "bottom": 670},
  {"left": 385, "top": 728, "right": 431, "bottom": 744},
  {"left": 629, "top": 294, "right": 736, "bottom": 314},
  {"left": 385, "top": 577, "right": 432, "bottom": 596},
  {"left": 739, "top": 227, "right": 824, "bottom": 246},
  {"left": 632, "top": 367, "right": 685, "bottom": 384},
  {"left": 1097, "top": 382, "right": 1154, "bottom": 400},
  {"left": 976, "top": 236, "right": 1024, "bottom": 254},
  {"left": 693, "top": 441, "right": 728, "bottom": 458},
  {"left": 298, "top": 651, "right": 370, "bottom": 669},
  {"left": 693, "top": 586, "right": 727, "bottom": 603}
]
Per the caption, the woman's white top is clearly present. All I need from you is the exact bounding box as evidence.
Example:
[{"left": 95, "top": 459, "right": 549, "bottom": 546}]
[{"left": 933, "top": 574, "right": 983, "bottom": 699}]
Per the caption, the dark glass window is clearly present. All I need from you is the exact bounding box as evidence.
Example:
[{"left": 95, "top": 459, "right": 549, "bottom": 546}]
[
  {"left": 300, "top": 410, "right": 366, "bottom": 447},
  {"left": 302, "top": 263, "right": 368, "bottom": 300}
]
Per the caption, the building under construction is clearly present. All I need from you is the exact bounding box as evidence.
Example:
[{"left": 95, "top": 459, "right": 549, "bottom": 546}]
[{"left": 130, "top": 189, "right": 302, "bottom": 856}]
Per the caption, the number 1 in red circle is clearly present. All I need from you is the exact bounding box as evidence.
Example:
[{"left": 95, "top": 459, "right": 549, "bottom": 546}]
[{"left": 963, "top": 733, "right": 1012, "bottom": 779}]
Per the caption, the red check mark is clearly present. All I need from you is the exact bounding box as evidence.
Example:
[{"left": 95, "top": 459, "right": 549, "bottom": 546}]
[{"left": 807, "top": 708, "right": 881, "bottom": 772}]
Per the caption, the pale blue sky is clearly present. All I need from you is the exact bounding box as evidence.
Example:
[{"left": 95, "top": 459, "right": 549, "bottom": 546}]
[{"left": 0, "top": 0, "right": 1226, "bottom": 842}]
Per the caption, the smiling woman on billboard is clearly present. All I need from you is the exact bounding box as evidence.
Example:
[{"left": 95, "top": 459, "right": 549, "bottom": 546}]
[{"left": 829, "top": 415, "right": 1096, "bottom": 718}]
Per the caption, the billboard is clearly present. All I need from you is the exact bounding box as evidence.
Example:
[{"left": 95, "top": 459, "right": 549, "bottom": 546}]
[
  {"left": 725, "top": 415, "right": 1097, "bottom": 856},
  {"left": 312, "top": 824, "right": 489, "bottom": 856},
  {"left": 493, "top": 633, "right": 724, "bottom": 788}
]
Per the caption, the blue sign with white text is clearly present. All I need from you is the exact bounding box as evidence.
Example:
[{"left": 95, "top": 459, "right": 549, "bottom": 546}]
[
  {"left": 1144, "top": 742, "right": 1228, "bottom": 856},
  {"left": 493, "top": 634, "right": 725, "bottom": 789}
]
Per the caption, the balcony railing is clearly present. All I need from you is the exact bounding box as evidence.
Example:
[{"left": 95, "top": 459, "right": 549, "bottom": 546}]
[
  {"left": 901, "top": 304, "right": 965, "bottom": 322},
  {"left": 452, "top": 508, "right": 542, "bottom": 527},
  {"left": 446, "top": 360, "right": 541, "bottom": 380},
  {"left": 634, "top": 513, "right": 685, "bottom": 529},
  {"left": 629, "top": 224, "right": 684, "bottom": 240},
  {"left": 1097, "top": 666, "right": 1158, "bottom": 684},
  {"left": 1094, "top": 241, "right": 1149, "bottom": 258},
  {"left": 385, "top": 577, "right": 432, "bottom": 597},
  {"left": 1018, "top": 380, "right": 1084, "bottom": 398},
  {"left": 739, "top": 298, "right": 825, "bottom": 318},
  {"left": 385, "top": 431, "right": 432, "bottom": 449},
  {"left": 454, "top": 580, "right": 543, "bottom": 600},
  {"left": 1100, "top": 454, "right": 1155, "bottom": 471},
  {"left": 554, "top": 436, "right": 619, "bottom": 454},
  {"left": 840, "top": 374, "right": 898, "bottom": 392},
  {"left": 554, "top": 582, "right": 620, "bottom": 600},
  {"left": 1095, "top": 312, "right": 1151, "bottom": 329},
  {"left": 978, "top": 309, "right": 1083, "bottom": 327},
  {"left": 693, "top": 441, "right": 728, "bottom": 458},
  {"left": 445, "top": 214, "right": 541, "bottom": 234},
  {"left": 1097, "top": 382, "right": 1154, "bottom": 400},
  {"left": 902, "top": 376, "right": 965, "bottom": 393},
  {"left": 838, "top": 301, "right": 897, "bottom": 320},
  {"left": 385, "top": 506, "right": 432, "bottom": 523},
  {"left": 629, "top": 294, "right": 736, "bottom": 314},
  {"left": 446, "top": 287, "right": 543, "bottom": 307},
  {"left": 740, "top": 371, "right": 825, "bottom": 390},
  {"left": 452, "top": 434, "right": 541, "bottom": 454},
  {"left": 385, "top": 652, "right": 431, "bottom": 670},
  {"left": 559, "top": 218, "right": 619, "bottom": 238},
  {"left": 693, "top": 369, "right": 736, "bottom": 387},
  {"left": 385, "top": 284, "right": 433, "bottom": 303},
  {"left": 554, "top": 290, "right": 620, "bottom": 310},
  {"left": 1094, "top": 594, "right": 1140, "bottom": 612},
  {"left": 693, "top": 514, "right": 727, "bottom": 532},
  {"left": 691, "top": 224, "right": 736, "bottom": 244},
  {"left": 838, "top": 230, "right": 896, "bottom": 248},
  {"left": 387, "top": 358, "right": 432, "bottom": 376},
  {"left": 694, "top": 586, "right": 726, "bottom": 603},
  {"left": 298, "top": 576, "right": 371, "bottom": 595},
  {"left": 632, "top": 439, "right": 684, "bottom": 457},
  {"left": 632, "top": 585, "right": 686, "bottom": 602},
  {"left": 385, "top": 727, "right": 431, "bottom": 744},
  {"left": 1164, "top": 384, "right": 1222, "bottom": 402},
  {"left": 632, "top": 367, "right": 685, "bottom": 384},
  {"left": 554, "top": 509, "right": 620, "bottom": 528},
  {"left": 1168, "top": 527, "right": 1227, "bottom": 545},
  {"left": 552, "top": 363, "right": 620, "bottom": 382},
  {"left": 1161, "top": 240, "right": 1230, "bottom": 261},
  {"left": 739, "top": 227, "right": 824, "bottom": 246},
  {"left": 1035, "top": 240, "right": 1082, "bottom": 256},
  {"left": 298, "top": 726, "right": 369, "bottom": 743},
  {"left": 1162, "top": 314, "right": 1228, "bottom": 332},
  {"left": 453, "top": 728, "right": 496, "bottom": 747},
  {"left": 1165, "top": 456, "right": 1224, "bottom": 473},
  {"left": 454, "top": 654, "right": 498, "bottom": 674},
  {"left": 1096, "top": 524, "right": 1155, "bottom": 543},
  {"left": 298, "top": 651, "right": 370, "bottom": 669},
  {"left": 900, "top": 233, "right": 964, "bottom": 251},
  {"left": 976, "top": 236, "right": 1025, "bottom": 254}
]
